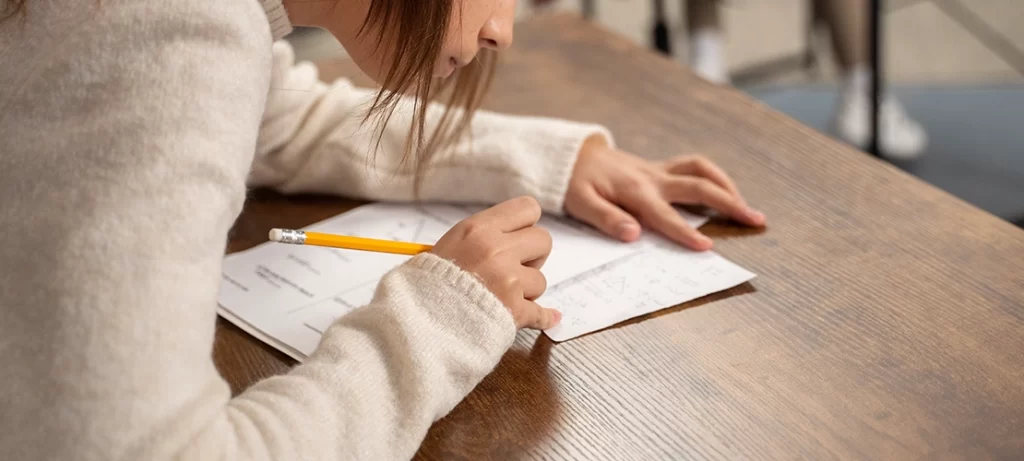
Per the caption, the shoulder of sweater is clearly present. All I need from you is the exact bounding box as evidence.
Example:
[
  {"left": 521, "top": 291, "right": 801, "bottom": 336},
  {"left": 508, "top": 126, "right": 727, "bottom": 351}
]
[
  {"left": 1, "top": 0, "right": 286, "bottom": 52},
  {"left": 259, "top": 0, "right": 294, "bottom": 41}
]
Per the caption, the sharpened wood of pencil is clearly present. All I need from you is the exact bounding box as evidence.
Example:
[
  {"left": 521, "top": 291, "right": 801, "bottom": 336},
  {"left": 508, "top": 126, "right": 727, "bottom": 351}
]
[{"left": 268, "top": 228, "right": 433, "bottom": 256}]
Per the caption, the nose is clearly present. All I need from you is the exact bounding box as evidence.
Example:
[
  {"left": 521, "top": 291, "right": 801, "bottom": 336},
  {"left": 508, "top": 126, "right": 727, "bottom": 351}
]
[{"left": 479, "top": 17, "right": 513, "bottom": 51}]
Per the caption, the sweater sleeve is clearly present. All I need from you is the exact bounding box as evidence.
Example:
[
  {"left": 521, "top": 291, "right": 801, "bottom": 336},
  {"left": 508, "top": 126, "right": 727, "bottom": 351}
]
[
  {"left": 212, "top": 254, "right": 516, "bottom": 461},
  {"left": 249, "top": 41, "right": 615, "bottom": 213},
  {"left": 0, "top": 2, "right": 514, "bottom": 461}
]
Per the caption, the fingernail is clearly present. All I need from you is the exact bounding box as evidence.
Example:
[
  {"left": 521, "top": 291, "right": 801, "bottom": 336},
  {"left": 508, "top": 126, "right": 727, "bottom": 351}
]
[
  {"left": 747, "top": 209, "right": 765, "bottom": 222},
  {"left": 697, "top": 236, "right": 714, "bottom": 249},
  {"left": 616, "top": 222, "right": 641, "bottom": 241},
  {"left": 552, "top": 310, "right": 563, "bottom": 325}
]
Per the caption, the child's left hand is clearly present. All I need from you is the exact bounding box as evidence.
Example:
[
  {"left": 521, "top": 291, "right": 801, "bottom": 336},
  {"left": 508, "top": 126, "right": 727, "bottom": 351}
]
[{"left": 565, "top": 135, "right": 766, "bottom": 251}]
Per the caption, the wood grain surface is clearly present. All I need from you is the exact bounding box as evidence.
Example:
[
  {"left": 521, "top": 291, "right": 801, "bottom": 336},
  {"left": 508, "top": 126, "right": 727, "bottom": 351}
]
[{"left": 215, "top": 14, "right": 1024, "bottom": 460}]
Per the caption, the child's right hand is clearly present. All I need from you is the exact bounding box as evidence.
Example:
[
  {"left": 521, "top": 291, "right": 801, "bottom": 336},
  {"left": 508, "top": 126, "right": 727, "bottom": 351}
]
[{"left": 432, "top": 197, "right": 561, "bottom": 330}]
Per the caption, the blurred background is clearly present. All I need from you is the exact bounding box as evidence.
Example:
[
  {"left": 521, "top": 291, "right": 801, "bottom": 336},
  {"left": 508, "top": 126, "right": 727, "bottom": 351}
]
[{"left": 285, "top": 0, "right": 1023, "bottom": 228}]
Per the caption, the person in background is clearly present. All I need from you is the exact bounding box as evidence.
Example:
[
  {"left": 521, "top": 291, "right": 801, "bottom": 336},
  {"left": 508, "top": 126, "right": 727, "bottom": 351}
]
[
  {"left": 688, "top": 0, "right": 928, "bottom": 159},
  {"left": 0, "top": 0, "right": 765, "bottom": 460}
]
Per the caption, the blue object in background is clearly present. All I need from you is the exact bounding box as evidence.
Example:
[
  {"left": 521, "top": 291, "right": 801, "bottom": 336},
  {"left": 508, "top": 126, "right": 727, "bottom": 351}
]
[{"left": 746, "top": 84, "right": 1024, "bottom": 225}]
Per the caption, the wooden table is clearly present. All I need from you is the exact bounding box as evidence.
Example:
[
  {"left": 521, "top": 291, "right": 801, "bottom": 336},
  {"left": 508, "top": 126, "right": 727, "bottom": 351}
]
[{"left": 215, "top": 14, "right": 1024, "bottom": 460}]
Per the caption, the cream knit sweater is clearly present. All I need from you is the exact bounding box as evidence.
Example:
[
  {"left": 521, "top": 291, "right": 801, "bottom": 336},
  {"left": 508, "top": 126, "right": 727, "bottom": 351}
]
[{"left": 0, "top": 1, "right": 611, "bottom": 460}]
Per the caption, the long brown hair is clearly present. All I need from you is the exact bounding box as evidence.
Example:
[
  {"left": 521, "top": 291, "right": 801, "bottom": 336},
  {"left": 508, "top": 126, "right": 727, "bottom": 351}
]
[
  {"left": 3, "top": 0, "right": 496, "bottom": 193},
  {"left": 361, "top": 0, "right": 496, "bottom": 193},
  {"left": 1, "top": 0, "right": 25, "bottom": 20}
]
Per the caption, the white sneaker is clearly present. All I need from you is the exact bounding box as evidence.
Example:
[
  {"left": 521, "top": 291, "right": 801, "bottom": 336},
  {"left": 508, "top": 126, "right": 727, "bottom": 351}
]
[
  {"left": 689, "top": 29, "right": 730, "bottom": 85},
  {"left": 831, "top": 92, "right": 928, "bottom": 160}
]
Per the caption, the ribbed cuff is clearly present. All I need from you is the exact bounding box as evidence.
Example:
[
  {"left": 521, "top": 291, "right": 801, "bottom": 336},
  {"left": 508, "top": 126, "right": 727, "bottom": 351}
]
[
  {"left": 259, "top": 0, "right": 294, "bottom": 41},
  {"left": 530, "top": 122, "right": 615, "bottom": 215},
  {"left": 405, "top": 253, "right": 517, "bottom": 349}
]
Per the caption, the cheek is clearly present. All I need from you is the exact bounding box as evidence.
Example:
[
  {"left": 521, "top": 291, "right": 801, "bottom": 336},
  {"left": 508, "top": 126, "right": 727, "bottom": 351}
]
[
  {"left": 445, "top": 0, "right": 491, "bottom": 53},
  {"left": 440, "top": 29, "right": 472, "bottom": 61}
]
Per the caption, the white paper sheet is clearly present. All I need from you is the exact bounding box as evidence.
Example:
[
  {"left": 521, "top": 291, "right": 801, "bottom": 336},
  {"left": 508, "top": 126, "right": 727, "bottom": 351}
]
[
  {"left": 540, "top": 243, "right": 756, "bottom": 342},
  {"left": 217, "top": 203, "right": 755, "bottom": 359}
]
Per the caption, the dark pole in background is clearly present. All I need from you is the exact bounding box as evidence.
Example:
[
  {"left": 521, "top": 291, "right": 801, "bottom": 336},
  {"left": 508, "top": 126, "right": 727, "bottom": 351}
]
[
  {"left": 653, "top": 0, "right": 671, "bottom": 55},
  {"left": 582, "top": 0, "right": 596, "bottom": 20},
  {"left": 868, "top": 0, "right": 882, "bottom": 157}
]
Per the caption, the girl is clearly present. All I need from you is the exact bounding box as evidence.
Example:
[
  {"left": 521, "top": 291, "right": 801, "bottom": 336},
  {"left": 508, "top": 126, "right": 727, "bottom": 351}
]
[{"left": 0, "top": 0, "right": 765, "bottom": 459}]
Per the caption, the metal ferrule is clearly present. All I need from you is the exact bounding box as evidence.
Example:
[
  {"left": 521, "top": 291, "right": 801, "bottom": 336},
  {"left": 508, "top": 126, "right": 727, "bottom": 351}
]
[{"left": 279, "top": 229, "right": 307, "bottom": 245}]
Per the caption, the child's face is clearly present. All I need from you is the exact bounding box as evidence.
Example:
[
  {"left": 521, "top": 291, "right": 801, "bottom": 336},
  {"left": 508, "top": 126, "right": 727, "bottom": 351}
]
[
  {"left": 433, "top": 0, "right": 515, "bottom": 78},
  {"left": 330, "top": 0, "right": 515, "bottom": 84}
]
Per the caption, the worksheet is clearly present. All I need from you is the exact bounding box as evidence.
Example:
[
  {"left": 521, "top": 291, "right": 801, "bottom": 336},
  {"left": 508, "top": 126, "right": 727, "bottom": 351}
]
[
  {"left": 218, "top": 203, "right": 755, "bottom": 359},
  {"left": 540, "top": 242, "right": 756, "bottom": 341}
]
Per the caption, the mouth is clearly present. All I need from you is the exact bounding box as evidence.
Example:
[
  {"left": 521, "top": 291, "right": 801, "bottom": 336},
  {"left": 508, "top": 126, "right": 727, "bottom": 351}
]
[
  {"left": 436, "top": 55, "right": 475, "bottom": 78},
  {"left": 447, "top": 56, "right": 472, "bottom": 74}
]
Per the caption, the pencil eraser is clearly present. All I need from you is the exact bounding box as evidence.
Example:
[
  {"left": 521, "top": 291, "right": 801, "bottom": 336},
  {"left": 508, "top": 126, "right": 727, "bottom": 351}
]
[{"left": 268, "top": 228, "right": 284, "bottom": 242}]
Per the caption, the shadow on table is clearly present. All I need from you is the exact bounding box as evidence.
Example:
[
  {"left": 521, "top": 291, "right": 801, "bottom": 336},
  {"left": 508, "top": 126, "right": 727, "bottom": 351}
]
[
  {"left": 572, "top": 282, "right": 760, "bottom": 343},
  {"left": 416, "top": 335, "right": 559, "bottom": 460},
  {"left": 700, "top": 216, "right": 769, "bottom": 240},
  {"left": 678, "top": 205, "right": 770, "bottom": 240}
]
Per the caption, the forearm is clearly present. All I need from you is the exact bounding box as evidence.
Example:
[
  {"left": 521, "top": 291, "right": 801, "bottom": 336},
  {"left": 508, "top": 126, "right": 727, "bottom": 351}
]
[
  {"left": 210, "top": 254, "right": 515, "bottom": 460},
  {"left": 250, "top": 42, "right": 614, "bottom": 213}
]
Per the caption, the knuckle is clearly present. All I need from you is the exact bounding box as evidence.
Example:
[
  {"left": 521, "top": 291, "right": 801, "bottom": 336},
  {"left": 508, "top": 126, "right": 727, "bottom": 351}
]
[
  {"left": 644, "top": 184, "right": 667, "bottom": 203},
  {"left": 691, "top": 178, "right": 714, "bottom": 196},
  {"left": 601, "top": 212, "right": 624, "bottom": 228},
  {"left": 654, "top": 169, "right": 675, "bottom": 184},
  {"left": 673, "top": 155, "right": 696, "bottom": 167},
  {"left": 460, "top": 220, "right": 489, "bottom": 238},
  {"left": 455, "top": 224, "right": 501, "bottom": 258},
  {"left": 567, "top": 180, "right": 589, "bottom": 196},
  {"left": 452, "top": 218, "right": 473, "bottom": 234},
  {"left": 499, "top": 274, "right": 521, "bottom": 294},
  {"left": 484, "top": 245, "right": 505, "bottom": 262},
  {"left": 513, "top": 309, "right": 532, "bottom": 329},
  {"left": 511, "top": 312, "right": 524, "bottom": 329},
  {"left": 672, "top": 226, "right": 698, "bottom": 242},
  {"left": 468, "top": 236, "right": 499, "bottom": 260},
  {"left": 691, "top": 154, "right": 712, "bottom": 167},
  {"left": 619, "top": 174, "right": 645, "bottom": 191}
]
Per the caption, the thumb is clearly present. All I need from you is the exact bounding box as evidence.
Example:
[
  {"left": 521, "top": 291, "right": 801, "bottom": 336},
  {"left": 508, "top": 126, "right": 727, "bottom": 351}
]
[
  {"left": 566, "top": 186, "right": 641, "bottom": 242},
  {"left": 519, "top": 301, "right": 563, "bottom": 330}
]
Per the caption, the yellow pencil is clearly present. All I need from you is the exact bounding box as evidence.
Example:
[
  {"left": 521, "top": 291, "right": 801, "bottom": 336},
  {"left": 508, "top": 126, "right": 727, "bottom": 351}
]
[{"left": 268, "top": 228, "right": 433, "bottom": 256}]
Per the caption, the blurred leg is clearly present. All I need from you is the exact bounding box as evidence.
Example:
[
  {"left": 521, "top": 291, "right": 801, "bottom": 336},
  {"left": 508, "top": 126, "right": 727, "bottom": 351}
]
[
  {"left": 582, "top": 0, "right": 595, "bottom": 19},
  {"left": 686, "top": 0, "right": 728, "bottom": 83},
  {"left": 686, "top": 0, "right": 720, "bottom": 32},
  {"left": 805, "top": 0, "right": 824, "bottom": 70},
  {"left": 821, "top": 0, "right": 927, "bottom": 159},
  {"left": 819, "top": 0, "right": 868, "bottom": 70}
]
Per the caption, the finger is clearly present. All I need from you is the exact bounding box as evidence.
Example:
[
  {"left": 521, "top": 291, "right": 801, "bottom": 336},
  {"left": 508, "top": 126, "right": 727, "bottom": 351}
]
[
  {"left": 666, "top": 156, "right": 740, "bottom": 197},
  {"left": 506, "top": 226, "right": 553, "bottom": 268},
  {"left": 564, "top": 186, "right": 642, "bottom": 242},
  {"left": 518, "top": 267, "right": 547, "bottom": 300},
  {"left": 516, "top": 299, "right": 562, "bottom": 330},
  {"left": 664, "top": 177, "right": 765, "bottom": 226},
  {"left": 470, "top": 196, "right": 543, "bottom": 232},
  {"left": 630, "top": 192, "right": 713, "bottom": 250}
]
